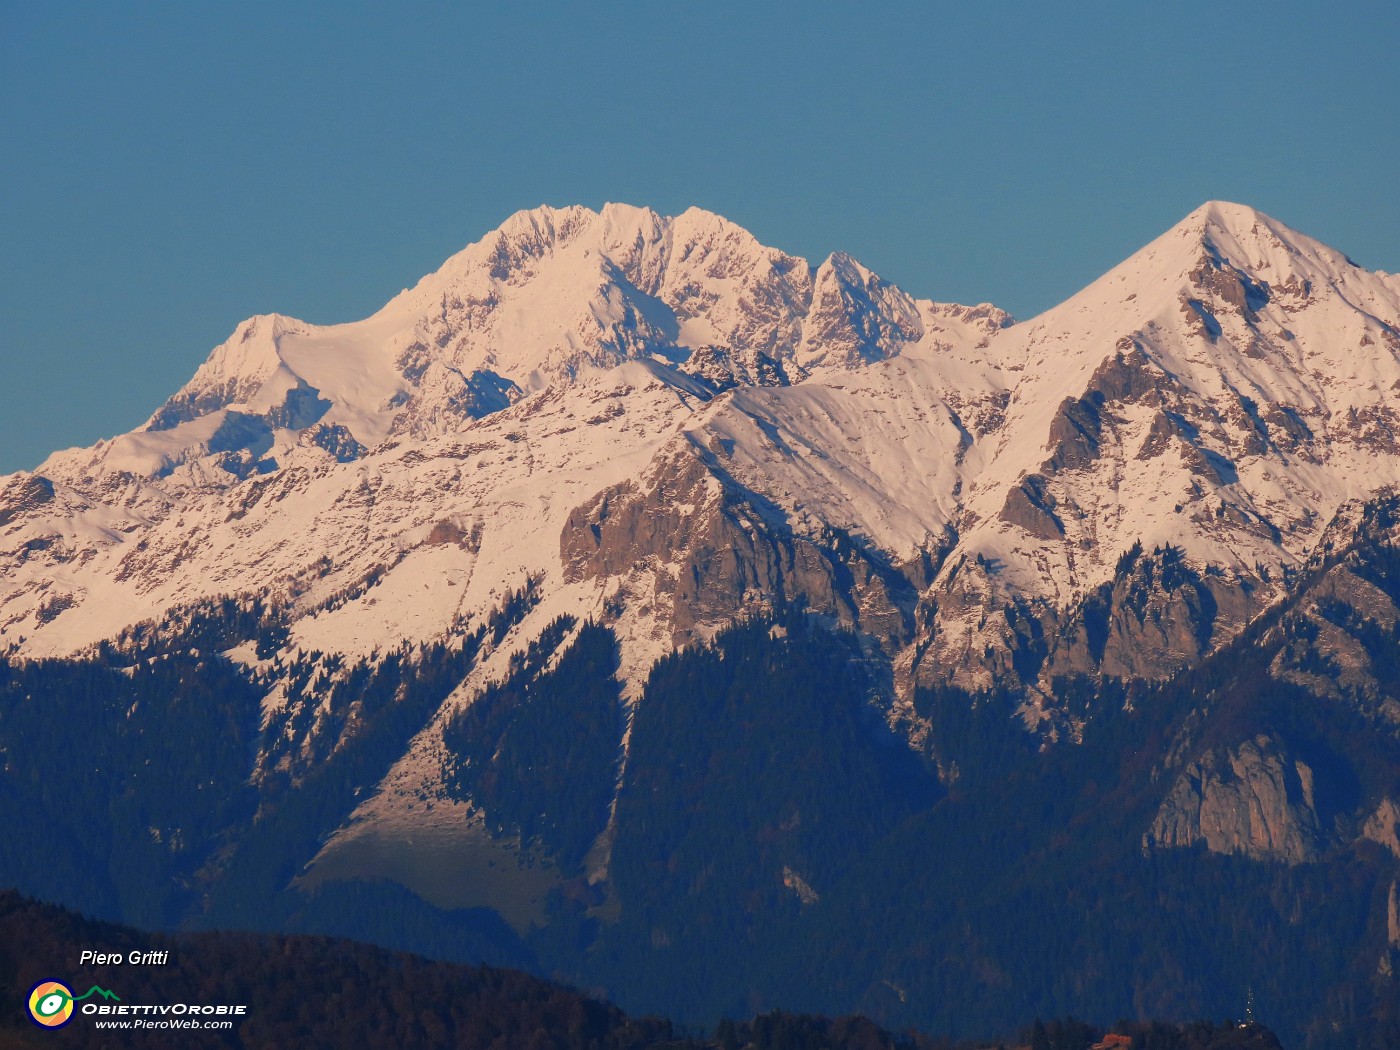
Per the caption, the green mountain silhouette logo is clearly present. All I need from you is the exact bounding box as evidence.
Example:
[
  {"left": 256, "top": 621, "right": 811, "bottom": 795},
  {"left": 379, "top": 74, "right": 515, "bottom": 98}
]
[{"left": 72, "top": 985, "right": 121, "bottom": 1002}]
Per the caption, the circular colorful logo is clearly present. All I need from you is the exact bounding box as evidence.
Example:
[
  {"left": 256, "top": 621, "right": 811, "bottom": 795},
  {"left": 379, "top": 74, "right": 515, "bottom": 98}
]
[{"left": 28, "top": 980, "right": 75, "bottom": 1028}]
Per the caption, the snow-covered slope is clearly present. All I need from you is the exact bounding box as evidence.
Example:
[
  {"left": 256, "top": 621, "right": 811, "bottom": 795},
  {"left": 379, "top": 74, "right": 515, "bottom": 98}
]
[
  {"left": 692, "top": 202, "right": 1400, "bottom": 587},
  {"left": 3, "top": 202, "right": 1011, "bottom": 660},
  {"left": 4, "top": 200, "right": 1399, "bottom": 734},
  {"left": 48, "top": 202, "right": 1001, "bottom": 488},
  {"left": 623, "top": 202, "right": 1400, "bottom": 708}
]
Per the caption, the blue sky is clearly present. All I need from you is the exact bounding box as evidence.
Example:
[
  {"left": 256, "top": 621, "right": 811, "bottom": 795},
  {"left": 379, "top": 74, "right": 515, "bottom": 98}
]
[{"left": 2, "top": 1, "right": 1397, "bottom": 472}]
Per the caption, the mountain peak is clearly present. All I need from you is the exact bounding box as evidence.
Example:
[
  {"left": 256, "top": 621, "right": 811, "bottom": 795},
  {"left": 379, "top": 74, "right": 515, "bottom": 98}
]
[
  {"left": 30, "top": 201, "right": 979, "bottom": 494},
  {"left": 1167, "top": 200, "right": 1363, "bottom": 283},
  {"left": 495, "top": 202, "right": 596, "bottom": 237},
  {"left": 1188, "top": 198, "right": 1266, "bottom": 229}
]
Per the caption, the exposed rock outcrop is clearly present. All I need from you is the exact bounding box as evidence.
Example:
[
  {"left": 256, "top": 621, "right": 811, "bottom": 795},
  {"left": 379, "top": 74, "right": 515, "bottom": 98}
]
[
  {"left": 1043, "top": 345, "right": 1165, "bottom": 474},
  {"left": 1262, "top": 492, "right": 1400, "bottom": 716},
  {"left": 1361, "top": 798, "right": 1400, "bottom": 859},
  {"left": 793, "top": 252, "right": 924, "bottom": 372},
  {"left": 299, "top": 422, "right": 366, "bottom": 463},
  {"left": 1043, "top": 544, "right": 1255, "bottom": 685},
  {"left": 560, "top": 448, "right": 915, "bottom": 650},
  {"left": 910, "top": 543, "right": 1255, "bottom": 709},
  {"left": 1145, "top": 735, "right": 1322, "bottom": 864},
  {"left": 680, "top": 345, "right": 789, "bottom": 391},
  {"left": 0, "top": 474, "right": 56, "bottom": 528},
  {"left": 999, "top": 473, "right": 1064, "bottom": 540}
]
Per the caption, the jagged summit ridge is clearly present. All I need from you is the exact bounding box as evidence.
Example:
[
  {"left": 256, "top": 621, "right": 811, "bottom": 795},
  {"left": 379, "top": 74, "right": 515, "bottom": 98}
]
[
  {"left": 4, "top": 199, "right": 1399, "bottom": 740},
  {"left": 63, "top": 202, "right": 1005, "bottom": 489}
]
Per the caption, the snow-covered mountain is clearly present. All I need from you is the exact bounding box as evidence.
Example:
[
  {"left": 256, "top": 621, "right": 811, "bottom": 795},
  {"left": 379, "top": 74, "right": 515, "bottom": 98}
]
[
  {"left": 4, "top": 198, "right": 1400, "bottom": 756},
  {"left": 5, "top": 201, "right": 1400, "bottom": 1044},
  {"left": 0, "top": 202, "right": 1009, "bottom": 666}
]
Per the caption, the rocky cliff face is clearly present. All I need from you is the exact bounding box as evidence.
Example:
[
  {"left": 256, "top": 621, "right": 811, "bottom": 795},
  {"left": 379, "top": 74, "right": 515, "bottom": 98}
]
[
  {"left": 560, "top": 444, "right": 918, "bottom": 652},
  {"left": 1136, "top": 489, "right": 1400, "bottom": 870},
  {"left": 1383, "top": 880, "right": 1400, "bottom": 978},
  {"left": 914, "top": 542, "right": 1257, "bottom": 724},
  {"left": 1146, "top": 735, "right": 1323, "bottom": 863},
  {"left": 1362, "top": 798, "right": 1400, "bottom": 858},
  {"left": 1043, "top": 544, "right": 1257, "bottom": 685},
  {"left": 1260, "top": 496, "right": 1400, "bottom": 722}
]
